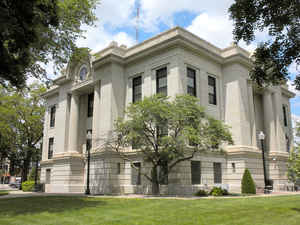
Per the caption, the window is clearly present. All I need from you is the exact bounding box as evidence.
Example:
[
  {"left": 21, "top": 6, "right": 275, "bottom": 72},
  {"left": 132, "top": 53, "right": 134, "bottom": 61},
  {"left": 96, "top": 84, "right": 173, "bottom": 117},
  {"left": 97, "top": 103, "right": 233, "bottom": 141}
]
[
  {"left": 48, "top": 138, "right": 54, "bottom": 159},
  {"left": 79, "top": 66, "right": 88, "bottom": 81},
  {"left": 157, "top": 122, "right": 168, "bottom": 146},
  {"left": 46, "top": 169, "right": 51, "bottom": 184},
  {"left": 159, "top": 161, "right": 168, "bottom": 185},
  {"left": 283, "top": 105, "right": 288, "bottom": 127},
  {"left": 133, "top": 76, "right": 142, "bottom": 103},
  {"left": 87, "top": 93, "right": 94, "bottom": 117},
  {"left": 232, "top": 163, "right": 236, "bottom": 173},
  {"left": 208, "top": 76, "right": 217, "bottom": 105},
  {"left": 213, "top": 162, "right": 222, "bottom": 184},
  {"left": 86, "top": 130, "right": 92, "bottom": 151},
  {"left": 50, "top": 106, "right": 56, "bottom": 127},
  {"left": 187, "top": 68, "right": 196, "bottom": 96},
  {"left": 191, "top": 161, "right": 201, "bottom": 184},
  {"left": 286, "top": 135, "right": 290, "bottom": 153},
  {"left": 131, "top": 162, "right": 141, "bottom": 185},
  {"left": 156, "top": 67, "right": 167, "bottom": 95},
  {"left": 117, "top": 163, "right": 121, "bottom": 174}
]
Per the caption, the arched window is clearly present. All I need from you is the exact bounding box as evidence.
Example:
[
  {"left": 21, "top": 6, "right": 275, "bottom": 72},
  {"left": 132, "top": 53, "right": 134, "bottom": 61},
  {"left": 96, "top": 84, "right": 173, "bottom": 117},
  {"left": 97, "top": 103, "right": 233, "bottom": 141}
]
[{"left": 79, "top": 65, "right": 88, "bottom": 81}]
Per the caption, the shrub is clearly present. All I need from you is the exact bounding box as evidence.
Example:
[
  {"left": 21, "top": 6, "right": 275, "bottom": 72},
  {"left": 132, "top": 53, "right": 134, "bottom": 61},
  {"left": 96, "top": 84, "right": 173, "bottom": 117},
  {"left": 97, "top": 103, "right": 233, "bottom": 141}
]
[
  {"left": 22, "top": 181, "right": 35, "bottom": 192},
  {"left": 195, "top": 189, "right": 208, "bottom": 197},
  {"left": 0, "top": 191, "right": 9, "bottom": 196},
  {"left": 209, "top": 187, "right": 228, "bottom": 196},
  {"left": 241, "top": 168, "right": 256, "bottom": 194}
]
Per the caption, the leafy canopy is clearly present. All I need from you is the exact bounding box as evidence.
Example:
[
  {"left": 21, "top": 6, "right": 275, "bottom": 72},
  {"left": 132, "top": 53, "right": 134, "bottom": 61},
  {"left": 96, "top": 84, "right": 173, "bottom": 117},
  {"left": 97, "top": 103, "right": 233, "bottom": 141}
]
[
  {"left": 228, "top": 0, "right": 300, "bottom": 89},
  {"left": 0, "top": 0, "right": 99, "bottom": 88},
  {"left": 288, "top": 122, "right": 300, "bottom": 183},
  {"left": 110, "top": 94, "right": 233, "bottom": 194}
]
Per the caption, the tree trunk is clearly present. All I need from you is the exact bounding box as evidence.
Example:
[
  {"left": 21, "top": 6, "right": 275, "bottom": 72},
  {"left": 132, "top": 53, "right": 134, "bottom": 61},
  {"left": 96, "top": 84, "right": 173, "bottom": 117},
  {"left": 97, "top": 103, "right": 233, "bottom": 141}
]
[
  {"left": 21, "top": 151, "right": 32, "bottom": 183},
  {"left": 151, "top": 166, "right": 160, "bottom": 195}
]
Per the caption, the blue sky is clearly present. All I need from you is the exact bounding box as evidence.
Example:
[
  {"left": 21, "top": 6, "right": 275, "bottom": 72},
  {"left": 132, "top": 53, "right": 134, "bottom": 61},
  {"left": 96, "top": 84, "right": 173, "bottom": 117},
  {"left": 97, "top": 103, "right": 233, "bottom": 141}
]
[{"left": 63, "top": 0, "right": 300, "bottom": 118}]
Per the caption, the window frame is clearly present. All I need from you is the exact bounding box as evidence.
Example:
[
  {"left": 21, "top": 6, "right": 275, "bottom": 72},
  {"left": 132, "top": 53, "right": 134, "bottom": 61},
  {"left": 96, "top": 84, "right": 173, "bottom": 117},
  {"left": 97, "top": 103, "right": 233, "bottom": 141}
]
[
  {"left": 50, "top": 105, "right": 56, "bottom": 128},
  {"left": 156, "top": 67, "right": 167, "bottom": 95},
  {"left": 48, "top": 138, "right": 54, "bottom": 159},
  {"left": 283, "top": 105, "right": 288, "bottom": 127},
  {"left": 208, "top": 75, "right": 217, "bottom": 105},
  {"left": 187, "top": 67, "right": 196, "bottom": 97},
  {"left": 213, "top": 162, "right": 222, "bottom": 184},
  {"left": 191, "top": 161, "right": 201, "bottom": 185},
  {"left": 87, "top": 93, "right": 94, "bottom": 118},
  {"left": 132, "top": 76, "right": 142, "bottom": 103}
]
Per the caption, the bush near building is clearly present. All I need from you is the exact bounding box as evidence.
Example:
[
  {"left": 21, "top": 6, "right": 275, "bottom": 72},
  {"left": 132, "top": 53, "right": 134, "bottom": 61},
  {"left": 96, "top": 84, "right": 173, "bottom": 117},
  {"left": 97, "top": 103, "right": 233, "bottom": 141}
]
[
  {"left": 22, "top": 181, "right": 35, "bottom": 192},
  {"left": 241, "top": 168, "right": 256, "bottom": 194},
  {"left": 209, "top": 187, "right": 229, "bottom": 196}
]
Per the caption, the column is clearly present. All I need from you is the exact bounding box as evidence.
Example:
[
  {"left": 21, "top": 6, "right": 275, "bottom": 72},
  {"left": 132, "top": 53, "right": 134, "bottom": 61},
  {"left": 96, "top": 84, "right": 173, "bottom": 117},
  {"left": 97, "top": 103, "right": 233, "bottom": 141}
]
[
  {"left": 92, "top": 81, "right": 101, "bottom": 148},
  {"left": 273, "top": 90, "right": 285, "bottom": 152},
  {"left": 263, "top": 90, "right": 277, "bottom": 152},
  {"left": 68, "top": 93, "right": 80, "bottom": 153},
  {"left": 247, "top": 82, "right": 257, "bottom": 147}
]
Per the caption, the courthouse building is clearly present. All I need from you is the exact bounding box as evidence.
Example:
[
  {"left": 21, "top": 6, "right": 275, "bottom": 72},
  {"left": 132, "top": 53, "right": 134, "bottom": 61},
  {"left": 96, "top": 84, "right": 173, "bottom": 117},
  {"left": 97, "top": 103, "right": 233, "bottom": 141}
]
[{"left": 40, "top": 27, "right": 295, "bottom": 194}]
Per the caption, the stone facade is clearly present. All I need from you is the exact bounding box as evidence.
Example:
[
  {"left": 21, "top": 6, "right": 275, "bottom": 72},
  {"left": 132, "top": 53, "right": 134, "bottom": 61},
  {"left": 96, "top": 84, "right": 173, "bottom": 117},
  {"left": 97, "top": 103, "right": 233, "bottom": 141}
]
[{"left": 40, "top": 27, "right": 295, "bottom": 194}]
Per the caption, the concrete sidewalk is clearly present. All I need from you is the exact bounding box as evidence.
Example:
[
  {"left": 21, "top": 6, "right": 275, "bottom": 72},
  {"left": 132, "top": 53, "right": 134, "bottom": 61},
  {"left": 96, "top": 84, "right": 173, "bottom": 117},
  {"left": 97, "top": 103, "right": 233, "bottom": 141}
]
[{"left": 1, "top": 189, "right": 300, "bottom": 200}]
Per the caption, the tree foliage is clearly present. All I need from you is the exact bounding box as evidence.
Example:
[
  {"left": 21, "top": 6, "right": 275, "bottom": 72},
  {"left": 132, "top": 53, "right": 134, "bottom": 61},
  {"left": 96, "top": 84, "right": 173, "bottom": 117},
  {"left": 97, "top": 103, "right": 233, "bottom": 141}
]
[
  {"left": 108, "top": 94, "right": 233, "bottom": 195},
  {"left": 228, "top": 0, "right": 300, "bottom": 89},
  {"left": 0, "top": 0, "right": 99, "bottom": 88},
  {"left": 241, "top": 168, "right": 256, "bottom": 194},
  {"left": 0, "top": 83, "right": 46, "bottom": 182},
  {"left": 288, "top": 122, "right": 300, "bottom": 184}
]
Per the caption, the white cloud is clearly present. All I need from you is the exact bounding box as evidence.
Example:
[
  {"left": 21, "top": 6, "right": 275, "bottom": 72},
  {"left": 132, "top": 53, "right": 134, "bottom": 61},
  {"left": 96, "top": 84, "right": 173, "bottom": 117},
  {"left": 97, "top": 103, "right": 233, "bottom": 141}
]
[{"left": 289, "top": 61, "right": 299, "bottom": 75}]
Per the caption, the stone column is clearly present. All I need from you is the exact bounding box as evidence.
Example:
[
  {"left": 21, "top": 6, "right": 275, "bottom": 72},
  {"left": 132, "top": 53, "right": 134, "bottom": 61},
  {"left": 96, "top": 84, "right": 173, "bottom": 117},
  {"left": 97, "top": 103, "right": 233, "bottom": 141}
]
[
  {"left": 68, "top": 93, "right": 80, "bottom": 153},
  {"left": 273, "top": 90, "right": 285, "bottom": 152},
  {"left": 92, "top": 81, "right": 101, "bottom": 148},
  {"left": 263, "top": 90, "right": 277, "bottom": 152},
  {"left": 247, "top": 81, "right": 257, "bottom": 147}
]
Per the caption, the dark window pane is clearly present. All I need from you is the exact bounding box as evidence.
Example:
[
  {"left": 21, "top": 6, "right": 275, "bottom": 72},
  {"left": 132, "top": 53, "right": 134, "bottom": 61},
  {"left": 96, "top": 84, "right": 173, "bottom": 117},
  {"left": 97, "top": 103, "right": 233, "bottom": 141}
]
[
  {"left": 50, "top": 106, "right": 56, "bottom": 127},
  {"left": 208, "top": 76, "right": 217, "bottom": 105},
  {"left": 283, "top": 105, "right": 288, "bottom": 126},
  {"left": 159, "top": 161, "right": 168, "bottom": 185},
  {"left": 131, "top": 162, "right": 141, "bottom": 185},
  {"left": 133, "top": 76, "right": 142, "bottom": 103},
  {"left": 213, "top": 162, "right": 222, "bottom": 184},
  {"left": 191, "top": 161, "right": 201, "bottom": 184},
  {"left": 48, "top": 138, "right": 54, "bottom": 159},
  {"left": 187, "top": 68, "right": 196, "bottom": 96},
  {"left": 156, "top": 67, "right": 167, "bottom": 95},
  {"left": 79, "top": 67, "right": 87, "bottom": 81},
  {"left": 117, "top": 163, "right": 121, "bottom": 174},
  {"left": 87, "top": 93, "right": 94, "bottom": 117}
]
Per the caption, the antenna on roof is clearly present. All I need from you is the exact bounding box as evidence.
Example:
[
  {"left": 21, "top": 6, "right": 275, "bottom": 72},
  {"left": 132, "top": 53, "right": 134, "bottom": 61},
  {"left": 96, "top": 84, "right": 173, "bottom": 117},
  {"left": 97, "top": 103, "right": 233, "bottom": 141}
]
[{"left": 135, "top": 2, "right": 140, "bottom": 44}]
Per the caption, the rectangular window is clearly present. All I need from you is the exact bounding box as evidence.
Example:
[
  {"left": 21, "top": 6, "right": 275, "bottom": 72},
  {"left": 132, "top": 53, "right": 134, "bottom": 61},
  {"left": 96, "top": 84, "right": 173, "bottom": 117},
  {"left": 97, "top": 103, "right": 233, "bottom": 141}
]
[
  {"left": 191, "top": 161, "right": 201, "bottom": 184},
  {"left": 286, "top": 135, "right": 290, "bottom": 152},
  {"left": 133, "top": 76, "right": 142, "bottom": 103},
  {"left": 208, "top": 76, "right": 217, "bottom": 105},
  {"left": 187, "top": 68, "right": 196, "bottom": 96},
  {"left": 157, "top": 122, "right": 168, "bottom": 146},
  {"left": 283, "top": 105, "right": 288, "bottom": 127},
  {"left": 87, "top": 93, "right": 94, "bottom": 117},
  {"left": 213, "top": 162, "right": 222, "bottom": 184},
  {"left": 159, "top": 161, "right": 168, "bottom": 185},
  {"left": 117, "top": 163, "right": 121, "bottom": 175},
  {"left": 86, "top": 130, "right": 92, "bottom": 151},
  {"left": 46, "top": 169, "right": 51, "bottom": 184},
  {"left": 48, "top": 138, "right": 54, "bottom": 159},
  {"left": 131, "top": 162, "right": 141, "bottom": 185},
  {"left": 156, "top": 67, "right": 167, "bottom": 95},
  {"left": 50, "top": 106, "right": 56, "bottom": 127},
  {"left": 232, "top": 163, "right": 236, "bottom": 173}
]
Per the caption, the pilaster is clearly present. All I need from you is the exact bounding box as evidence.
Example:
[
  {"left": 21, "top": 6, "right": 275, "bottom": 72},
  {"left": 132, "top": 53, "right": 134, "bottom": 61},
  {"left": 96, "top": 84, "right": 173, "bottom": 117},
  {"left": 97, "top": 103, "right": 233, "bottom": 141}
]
[{"left": 68, "top": 93, "right": 80, "bottom": 153}]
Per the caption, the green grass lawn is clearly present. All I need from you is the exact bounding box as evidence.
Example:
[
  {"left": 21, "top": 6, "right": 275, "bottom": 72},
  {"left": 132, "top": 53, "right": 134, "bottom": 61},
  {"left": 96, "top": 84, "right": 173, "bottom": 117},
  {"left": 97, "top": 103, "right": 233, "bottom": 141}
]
[{"left": 0, "top": 195, "right": 300, "bottom": 225}]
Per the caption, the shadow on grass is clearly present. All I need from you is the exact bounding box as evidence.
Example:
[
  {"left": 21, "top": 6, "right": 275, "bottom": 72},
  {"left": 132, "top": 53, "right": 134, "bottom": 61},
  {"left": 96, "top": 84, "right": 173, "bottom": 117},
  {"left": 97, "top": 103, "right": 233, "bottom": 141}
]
[
  {"left": 291, "top": 208, "right": 300, "bottom": 213},
  {"left": 0, "top": 196, "right": 105, "bottom": 216}
]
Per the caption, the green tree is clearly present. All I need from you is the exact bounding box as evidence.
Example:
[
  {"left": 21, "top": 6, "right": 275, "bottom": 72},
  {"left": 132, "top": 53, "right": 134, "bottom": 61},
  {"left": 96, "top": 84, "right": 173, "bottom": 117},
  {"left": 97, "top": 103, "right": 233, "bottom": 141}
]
[
  {"left": 108, "top": 94, "right": 233, "bottom": 195},
  {"left": 0, "top": 83, "right": 46, "bottom": 182},
  {"left": 0, "top": 0, "right": 99, "bottom": 88},
  {"left": 241, "top": 168, "right": 256, "bottom": 194},
  {"left": 228, "top": 0, "right": 300, "bottom": 90},
  {"left": 288, "top": 122, "right": 300, "bottom": 184}
]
